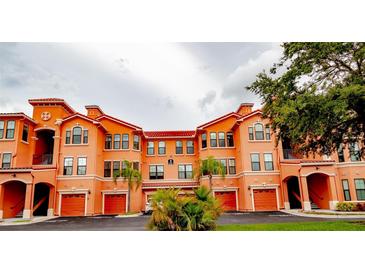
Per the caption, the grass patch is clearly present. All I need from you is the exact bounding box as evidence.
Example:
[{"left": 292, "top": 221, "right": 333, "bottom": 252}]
[
  {"left": 303, "top": 211, "right": 365, "bottom": 216},
  {"left": 12, "top": 219, "right": 31, "bottom": 223},
  {"left": 217, "top": 221, "right": 365, "bottom": 231}
]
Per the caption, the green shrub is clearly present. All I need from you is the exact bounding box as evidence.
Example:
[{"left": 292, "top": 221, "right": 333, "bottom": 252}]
[
  {"left": 336, "top": 202, "right": 355, "bottom": 211},
  {"left": 147, "top": 186, "right": 222, "bottom": 231}
]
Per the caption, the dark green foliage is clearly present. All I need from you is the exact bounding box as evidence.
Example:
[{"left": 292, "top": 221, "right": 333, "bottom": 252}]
[
  {"left": 248, "top": 42, "right": 365, "bottom": 157},
  {"left": 147, "top": 186, "right": 222, "bottom": 231}
]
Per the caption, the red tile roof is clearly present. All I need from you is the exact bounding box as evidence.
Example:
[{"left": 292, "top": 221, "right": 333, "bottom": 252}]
[
  {"left": 96, "top": 114, "right": 142, "bottom": 130},
  {"left": 28, "top": 98, "right": 75, "bottom": 114},
  {"left": 0, "top": 112, "right": 37, "bottom": 124},
  {"left": 142, "top": 182, "right": 199, "bottom": 189},
  {"left": 197, "top": 112, "right": 242, "bottom": 129},
  {"left": 143, "top": 130, "right": 196, "bottom": 139}
]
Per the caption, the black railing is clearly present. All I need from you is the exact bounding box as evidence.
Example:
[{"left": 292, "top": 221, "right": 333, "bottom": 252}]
[
  {"left": 33, "top": 154, "right": 53, "bottom": 165},
  {"left": 283, "top": 149, "right": 298, "bottom": 160}
]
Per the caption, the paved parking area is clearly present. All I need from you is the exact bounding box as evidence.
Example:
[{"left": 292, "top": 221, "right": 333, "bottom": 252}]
[{"left": 0, "top": 211, "right": 360, "bottom": 231}]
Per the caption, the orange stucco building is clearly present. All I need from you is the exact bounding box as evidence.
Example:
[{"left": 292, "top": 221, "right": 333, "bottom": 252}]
[{"left": 0, "top": 98, "right": 364, "bottom": 219}]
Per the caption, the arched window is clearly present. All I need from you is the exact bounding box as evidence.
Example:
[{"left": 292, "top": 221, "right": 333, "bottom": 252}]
[
  {"left": 72, "top": 126, "right": 82, "bottom": 144},
  {"left": 254, "top": 123, "right": 264, "bottom": 140}
]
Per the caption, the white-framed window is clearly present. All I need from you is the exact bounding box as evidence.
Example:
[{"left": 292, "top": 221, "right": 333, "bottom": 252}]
[
  {"left": 342, "top": 179, "right": 351, "bottom": 201},
  {"left": 201, "top": 133, "right": 207, "bottom": 148},
  {"left": 2, "top": 153, "right": 11, "bottom": 169},
  {"left": 72, "top": 126, "right": 82, "bottom": 144},
  {"left": 176, "top": 141, "right": 183, "bottom": 154},
  {"left": 63, "top": 157, "right": 73, "bottom": 175},
  {"left": 22, "top": 123, "right": 29, "bottom": 142},
  {"left": 264, "top": 153, "right": 274, "bottom": 171},
  {"left": 158, "top": 141, "right": 166, "bottom": 155},
  {"left": 147, "top": 141, "right": 154, "bottom": 155},
  {"left": 133, "top": 135, "right": 140, "bottom": 150},
  {"left": 6, "top": 120, "right": 15, "bottom": 139},
  {"left": 227, "top": 132, "right": 234, "bottom": 147},
  {"left": 114, "top": 134, "right": 121, "bottom": 149},
  {"left": 355, "top": 179, "right": 365, "bottom": 200},
  {"left": 251, "top": 153, "right": 260, "bottom": 171},
  {"left": 0, "top": 120, "right": 4, "bottom": 139},
  {"left": 77, "top": 157, "right": 87, "bottom": 175},
  {"left": 210, "top": 132, "right": 217, "bottom": 147},
  {"left": 218, "top": 132, "right": 225, "bottom": 147},
  {"left": 186, "top": 140, "right": 194, "bottom": 154},
  {"left": 228, "top": 159, "right": 236, "bottom": 174},
  {"left": 149, "top": 165, "right": 164, "bottom": 179},
  {"left": 254, "top": 123, "right": 264, "bottom": 140},
  {"left": 104, "top": 161, "right": 111, "bottom": 177},
  {"left": 178, "top": 164, "right": 193, "bottom": 179},
  {"left": 122, "top": 134, "right": 129, "bottom": 149}
]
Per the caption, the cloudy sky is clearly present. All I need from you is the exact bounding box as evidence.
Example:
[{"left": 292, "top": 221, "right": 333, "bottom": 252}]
[{"left": 0, "top": 43, "right": 282, "bottom": 130}]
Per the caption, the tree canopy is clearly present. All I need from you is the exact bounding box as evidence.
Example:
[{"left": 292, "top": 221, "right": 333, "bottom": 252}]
[{"left": 248, "top": 42, "right": 365, "bottom": 156}]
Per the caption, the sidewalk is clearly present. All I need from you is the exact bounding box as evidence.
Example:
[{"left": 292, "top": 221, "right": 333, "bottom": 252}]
[
  {"left": 0, "top": 216, "right": 58, "bottom": 226},
  {"left": 282, "top": 209, "right": 365, "bottom": 219}
]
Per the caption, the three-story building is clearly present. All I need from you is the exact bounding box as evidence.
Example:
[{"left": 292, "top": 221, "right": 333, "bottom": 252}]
[{"left": 0, "top": 98, "right": 364, "bottom": 219}]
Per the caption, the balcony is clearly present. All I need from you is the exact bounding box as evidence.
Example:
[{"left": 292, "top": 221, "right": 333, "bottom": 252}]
[
  {"left": 283, "top": 149, "right": 298, "bottom": 160},
  {"left": 33, "top": 154, "right": 53, "bottom": 165}
]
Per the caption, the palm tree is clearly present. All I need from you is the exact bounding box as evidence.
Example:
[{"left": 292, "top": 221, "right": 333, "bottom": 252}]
[
  {"left": 197, "top": 156, "right": 226, "bottom": 190},
  {"left": 121, "top": 160, "right": 142, "bottom": 213}
]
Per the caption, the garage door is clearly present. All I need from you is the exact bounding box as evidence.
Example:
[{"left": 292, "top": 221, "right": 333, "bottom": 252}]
[
  {"left": 61, "top": 194, "right": 86, "bottom": 216},
  {"left": 253, "top": 189, "right": 278, "bottom": 211},
  {"left": 215, "top": 191, "right": 237, "bottom": 211},
  {"left": 104, "top": 194, "right": 127, "bottom": 215}
]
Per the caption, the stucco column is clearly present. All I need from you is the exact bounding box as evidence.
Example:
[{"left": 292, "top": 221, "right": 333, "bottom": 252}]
[
  {"left": 47, "top": 187, "right": 55, "bottom": 217},
  {"left": 300, "top": 176, "right": 311, "bottom": 211},
  {"left": 23, "top": 184, "right": 33, "bottom": 219},
  {"left": 328, "top": 176, "right": 339, "bottom": 210},
  {"left": 282, "top": 181, "right": 290, "bottom": 210},
  {"left": 0, "top": 184, "right": 4, "bottom": 219}
]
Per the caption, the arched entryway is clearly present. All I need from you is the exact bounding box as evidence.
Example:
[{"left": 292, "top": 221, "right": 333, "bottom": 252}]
[
  {"left": 1, "top": 181, "right": 27, "bottom": 218},
  {"left": 33, "top": 129, "right": 55, "bottom": 165},
  {"left": 33, "top": 183, "right": 53, "bottom": 216},
  {"left": 285, "top": 176, "right": 302, "bottom": 209},
  {"left": 307, "top": 173, "right": 330, "bottom": 209}
]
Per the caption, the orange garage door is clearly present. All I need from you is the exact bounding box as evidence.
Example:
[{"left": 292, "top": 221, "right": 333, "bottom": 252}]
[
  {"left": 61, "top": 194, "right": 86, "bottom": 216},
  {"left": 253, "top": 189, "right": 278, "bottom": 211},
  {"left": 104, "top": 194, "right": 126, "bottom": 215},
  {"left": 215, "top": 191, "right": 237, "bottom": 211}
]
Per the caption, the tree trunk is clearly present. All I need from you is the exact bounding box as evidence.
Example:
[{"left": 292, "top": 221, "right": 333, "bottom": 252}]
[
  {"left": 209, "top": 174, "right": 213, "bottom": 190},
  {"left": 127, "top": 183, "right": 131, "bottom": 213}
]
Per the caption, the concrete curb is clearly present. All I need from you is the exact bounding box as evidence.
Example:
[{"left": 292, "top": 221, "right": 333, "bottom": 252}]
[
  {"left": 115, "top": 213, "right": 144, "bottom": 218},
  {"left": 281, "top": 210, "right": 365, "bottom": 219},
  {"left": 0, "top": 216, "right": 58, "bottom": 226}
]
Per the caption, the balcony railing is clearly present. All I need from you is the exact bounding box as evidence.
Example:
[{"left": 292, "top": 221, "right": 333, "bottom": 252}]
[
  {"left": 33, "top": 154, "right": 53, "bottom": 165},
  {"left": 283, "top": 149, "right": 298, "bottom": 160}
]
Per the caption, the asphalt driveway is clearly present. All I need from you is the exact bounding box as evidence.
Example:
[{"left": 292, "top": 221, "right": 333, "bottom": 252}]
[{"left": 0, "top": 211, "right": 352, "bottom": 231}]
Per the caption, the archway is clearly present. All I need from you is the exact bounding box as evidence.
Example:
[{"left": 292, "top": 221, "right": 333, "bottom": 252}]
[
  {"left": 1, "top": 181, "right": 26, "bottom": 218},
  {"left": 33, "top": 129, "right": 55, "bottom": 165},
  {"left": 286, "top": 176, "right": 302, "bottom": 209},
  {"left": 307, "top": 173, "right": 330, "bottom": 209},
  {"left": 33, "top": 183, "right": 52, "bottom": 216}
]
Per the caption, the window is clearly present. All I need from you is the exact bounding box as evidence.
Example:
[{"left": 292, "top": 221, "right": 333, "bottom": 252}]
[
  {"left": 355, "top": 179, "right": 365, "bottom": 200},
  {"left": 122, "top": 134, "right": 129, "bottom": 149},
  {"left": 219, "top": 159, "right": 227, "bottom": 174},
  {"left": 6, "top": 120, "right": 15, "bottom": 139},
  {"left": 338, "top": 144, "right": 345, "bottom": 162},
  {"left": 254, "top": 123, "right": 264, "bottom": 140},
  {"left": 342, "top": 179, "right": 351, "bottom": 201},
  {"left": 65, "top": 130, "right": 71, "bottom": 144},
  {"left": 147, "top": 141, "right": 154, "bottom": 155},
  {"left": 72, "top": 127, "right": 82, "bottom": 144},
  {"left": 133, "top": 162, "right": 139, "bottom": 171},
  {"left": 149, "top": 165, "right": 164, "bottom": 180},
  {"left": 133, "top": 135, "right": 140, "bottom": 150},
  {"left": 210, "top": 132, "right": 217, "bottom": 147},
  {"left": 77, "top": 157, "right": 87, "bottom": 175},
  {"left": 113, "top": 161, "right": 120, "bottom": 177},
  {"left": 114, "top": 134, "right": 121, "bottom": 149},
  {"left": 2, "top": 153, "right": 11, "bottom": 169},
  {"left": 251, "top": 153, "right": 260, "bottom": 171},
  {"left": 0, "top": 121, "right": 4, "bottom": 139},
  {"left": 227, "top": 132, "right": 234, "bottom": 147},
  {"left": 63, "top": 157, "right": 73, "bottom": 175},
  {"left": 248, "top": 127, "right": 254, "bottom": 140},
  {"left": 158, "top": 141, "right": 166, "bottom": 155},
  {"left": 187, "top": 141, "right": 194, "bottom": 154},
  {"left": 176, "top": 141, "right": 183, "bottom": 154},
  {"left": 22, "top": 124, "right": 29, "bottom": 142},
  {"left": 104, "top": 161, "right": 111, "bottom": 177},
  {"left": 218, "top": 132, "right": 225, "bottom": 147},
  {"left": 121, "top": 161, "right": 127, "bottom": 174},
  {"left": 83, "top": 129, "right": 88, "bottom": 144},
  {"left": 105, "top": 134, "right": 112, "bottom": 149},
  {"left": 265, "top": 125, "right": 271, "bottom": 140},
  {"left": 228, "top": 159, "right": 236, "bottom": 174},
  {"left": 264, "top": 153, "right": 274, "bottom": 171},
  {"left": 178, "top": 164, "right": 193, "bottom": 179},
  {"left": 349, "top": 142, "right": 361, "bottom": 161},
  {"left": 202, "top": 133, "right": 207, "bottom": 148}
]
